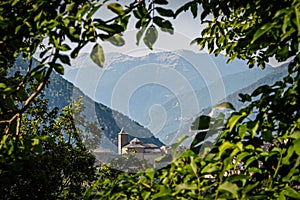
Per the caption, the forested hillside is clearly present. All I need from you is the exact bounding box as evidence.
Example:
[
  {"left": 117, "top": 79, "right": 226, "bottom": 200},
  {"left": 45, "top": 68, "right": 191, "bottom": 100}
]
[{"left": 13, "top": 57, "right": 164, "bottom": 151}]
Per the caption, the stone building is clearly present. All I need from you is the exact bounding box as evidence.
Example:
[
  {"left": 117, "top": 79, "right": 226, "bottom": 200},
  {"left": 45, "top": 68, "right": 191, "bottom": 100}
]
[{"left": 118, "top": 128, "right": 164, "bottom": 166}]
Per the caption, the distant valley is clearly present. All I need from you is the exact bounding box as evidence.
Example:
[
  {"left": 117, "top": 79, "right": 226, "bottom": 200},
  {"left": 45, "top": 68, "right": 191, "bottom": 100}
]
[{"left": 63, "top": 50, "right": 286, "bottom": 145}]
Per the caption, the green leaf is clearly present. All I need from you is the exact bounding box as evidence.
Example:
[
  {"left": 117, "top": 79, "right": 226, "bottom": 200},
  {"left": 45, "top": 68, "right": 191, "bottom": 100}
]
[
  {"left": 16, "top": 88, "right": 28, "bottom": 101},
  {"left": 175, "top": 183, "right": 198, "bottom": 191},
  {"left": 226, "top": 174, "right": 249, "bottom": 184},
  {"left": 295, "top": 5, "right": 300, "bottom": 35},
  {"left": 11, "top": 0, "right": 20, "bottom": 6},
  {"left": 71, "top": 46, "right": 81, "bottom": 58},
  {"left": 31, "top": 69, "right": 46, "bottom": 82},
  {"left": 153, "top": 0, "right": 168, "bottom": 5},
  {"left": 86, "top": 5, "right": 101, "bottom": 20},
  {"left": 152, "top": 185, "right": 172, "bottom": 199},
  {"left": 145, "top": 168, "right": 155, "bottom": 182},
  {"left": 294, "top": 139, "right": 300, "bottom": 156},
  {"left": 136, "top": 26, "right": 147, "bottom": 45},
  {"left": 58, "top": 54, "right": 70, "bottom": 65},
  {"left": 0, "top": 83, "right": 7, "bottom": 90},
  {"left": 190, "top": 131, "right": 208, "bottom": 153},
  {"left": 107, "top": 3, "right": 124, "bottom": 15},
  {"left": 156, "top": 7, "right": 174, "bottom": 17},
  {"left": 153, "top": 17, "right": 174, "bottom": 34},
  {"left": 107, "top": 34, "right": 125, "bottom": 46},
  {"left": 50, "top": 63, "right": 64, "bottom": 75},
  {"left": 218, "top": 181, "right": 239, "bottom": 199},
  {"left": 40, "top": 135, "right": 54, "bottom": 143},
  {"left": 282, "top": 13, "right": 290, "bottom": 34},
  {"left": 94, "top": 21, "right": 124, "bottom": 33},
  {"left": 190, "top": 2, "right": 198, "bottom": 18},
  {"left": 83, "top": 186, "right": 93, "bottom": 199},
  {"left": 117, "top": 14, "right": 131, "bottom": 30},
  {"left": 214, "top": 102, "right": 236, "bottom": 111},
  {"left": 90, "top": 43, "right": 105, "bottom": 67},
  {"left": 201, "top": 163, "right": 219, "bottom": 173},
  {"left": 281, "top": 186, "right": 300, "bottom": 199},
  {"left": 191, "top": 115, "right": 211, "bottom": 130},
  {"left": 170, "top": 135, "right": 189, "bottom": 156},
  {"left": 245, "top": 155, "right": 258, "bottom": 168},
  {"left": 175, "top": 2, "right": 193, "bottom": 17},
  {"left": 226, "top": 112, "right": 247, "bottom": 132},
  {"left": 0, "top": 135, "right": 7, "bottom": 149},
  {"left": 251, "top": 22, "right": 275, "bottom": 44},
  {"left": 289, "top": 130, "right": 300, "bottom": 139},
  {"left": 242, "top": 181, "right": 260, "bottom": 195},
  {"left": 133, "top": 9, "right": 143, "bottom": 19},
  {"left": 32, "top": 138, "right": 39, "bottom": 146},
  {"left": 143, "top": 25, "right": 158, "bottom": 50},
  {"left": 247, "top": 167, "right": 262, "bottom": 174},
  {"left": 142, "top": 192, "right": 151, "bottom": 200},
  {"left": 58, "top": 44, "right": 71, "bottom": 51},
  {"left": 250, "top": 120, "right": 259, "bottom": 138},
  {"left": 8, "top": 141, "right": 14, "bottom": 155},
  {"left": 235, "top": 152, "right": 250, "bottom": 164},
  {"left": 218, "top": 141, "right": 234, "bottom": 155},
  {"left": 190, "top": 157, "right": 198, "bottom": 176},
  {"left": 15, "top": 25, "right": 22, "bottom": 34}
]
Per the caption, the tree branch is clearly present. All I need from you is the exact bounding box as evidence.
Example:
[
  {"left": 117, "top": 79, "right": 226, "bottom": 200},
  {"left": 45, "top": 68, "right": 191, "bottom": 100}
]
[{"left": 103, "top": 2, "right": 139, "bottom": 24}]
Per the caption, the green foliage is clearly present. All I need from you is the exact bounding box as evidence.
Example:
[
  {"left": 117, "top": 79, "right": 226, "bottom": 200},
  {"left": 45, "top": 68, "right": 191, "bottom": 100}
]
[
  {"left": 110, "top": 151, "right": 150, "bottom": 173},
  {"left": 1, "top": 0, "right": 300, "bottom": 199},
  {"left": 0, "top": 96, "right": 96, "bottom": 199}
]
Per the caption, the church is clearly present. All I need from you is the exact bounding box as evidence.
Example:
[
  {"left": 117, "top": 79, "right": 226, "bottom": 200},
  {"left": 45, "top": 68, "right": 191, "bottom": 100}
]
[{"left": 118, "top": 128, "right": 164, "bottom": 165}]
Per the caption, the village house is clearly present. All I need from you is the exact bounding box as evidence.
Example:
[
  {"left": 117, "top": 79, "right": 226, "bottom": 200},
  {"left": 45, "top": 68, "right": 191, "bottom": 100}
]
[{"left": 118, "top": 128, "right": 164, "bottom": 166}]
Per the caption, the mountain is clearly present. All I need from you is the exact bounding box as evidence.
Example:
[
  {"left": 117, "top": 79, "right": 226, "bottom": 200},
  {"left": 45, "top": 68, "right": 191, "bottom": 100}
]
[
  {"left": 13, "top": 57, "right": 164, "bottom": 152},
  {"left": 224, "top": 63, "right": 289, "bottom": 110},
  {"left": 63, "top": 50, "right": 273, "bottom": 145},
  {"left": 161, "top": 63, "right": 289, "bottom": 144}
]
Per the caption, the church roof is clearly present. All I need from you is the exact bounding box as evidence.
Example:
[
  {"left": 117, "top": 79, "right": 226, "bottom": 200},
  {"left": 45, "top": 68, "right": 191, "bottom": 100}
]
[
  {"left": 122, "top": 138, "right": 161, "bottom": 150},
  {"left": 130, "top": 138, "right": 142, "bottom": 144},
  {"left": 143, "top": 143, "right": 159, "bottom": 148},
  {"left": 123, "top": 143, "right": 145, "bottom": 149}
]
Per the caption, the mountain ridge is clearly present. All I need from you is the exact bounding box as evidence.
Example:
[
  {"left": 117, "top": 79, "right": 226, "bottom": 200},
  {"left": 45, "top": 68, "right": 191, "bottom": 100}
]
[
  {"left": 62, "top": 50, "right": 274, "bottom": 144},
  {"left": 13, "top": 57, "right": 164, "bottom": 152}
]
